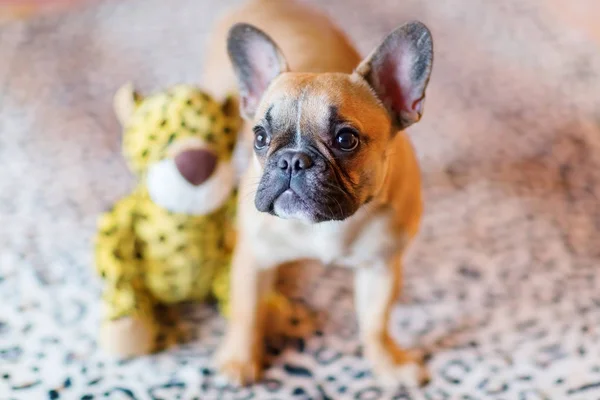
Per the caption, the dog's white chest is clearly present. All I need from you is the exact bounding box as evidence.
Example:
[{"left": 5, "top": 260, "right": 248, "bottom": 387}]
[
  {"left": 305, "top": 222, "right": 349, "bottom": 265},
  {"left": 253, "top": 202, "right": 400, "bottom": 269},
  {"left": 256, "top": 218, "right": 347, "bottom": 266}
]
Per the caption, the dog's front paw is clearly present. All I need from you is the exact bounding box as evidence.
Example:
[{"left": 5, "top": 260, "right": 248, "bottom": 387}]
[
  {"left": 215, "top": 334, "right": 264, "bottom": 386},
  {"left": 364, "top": 336, "right": 429, "bottom": 389}
]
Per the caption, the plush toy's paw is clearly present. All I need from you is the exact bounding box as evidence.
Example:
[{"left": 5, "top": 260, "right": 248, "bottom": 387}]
[
  {"left": 100, "top": 316, "right": 156, "bottom": 358},
  {"left": 364, "top": 336, "right": 429, "bottom": 389},
  {"left": 215, "top": 333, "right": 263, "bottom": 386}
]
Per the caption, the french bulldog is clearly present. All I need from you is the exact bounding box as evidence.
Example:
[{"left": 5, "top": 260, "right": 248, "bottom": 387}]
[{"left": 201, "top": 0, "right": 433, "bottom": 388}]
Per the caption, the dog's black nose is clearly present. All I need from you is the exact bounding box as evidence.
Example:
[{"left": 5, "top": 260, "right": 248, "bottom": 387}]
[{"left": 277, "top": 151, "right": 314, "bottom": 173}]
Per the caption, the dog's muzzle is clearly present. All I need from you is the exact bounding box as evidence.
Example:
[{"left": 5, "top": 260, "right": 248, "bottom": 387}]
[
  {"left": 255, "top": 148, "right": 357, "bottom": 222},
  {"left": 255, "top": 150, "right": 315, "bottom": 214}
]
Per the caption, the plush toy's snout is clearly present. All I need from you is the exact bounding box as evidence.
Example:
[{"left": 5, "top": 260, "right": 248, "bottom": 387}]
[{"left": 175, "top": 148, "right": 218, "bottom": 186}]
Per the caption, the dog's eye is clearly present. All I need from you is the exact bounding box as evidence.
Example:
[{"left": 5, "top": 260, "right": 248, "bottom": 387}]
[
  {"left": 335, "top": 129, "right": 359, "bottom": 152},
  {"left": 253, "top": 127, "right": 270, "bottom": 150}
]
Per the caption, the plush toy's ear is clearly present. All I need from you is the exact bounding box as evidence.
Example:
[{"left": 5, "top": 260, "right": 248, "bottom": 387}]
[
  {"left": 113, "top": 82, "right": 141, "bottom": 127},
  {"left": 221, "top": 94, "right": 239, "bottom": 119},
  {"left": 355, "top": 21, "right": 433, "bottom": 130},
  {"left": 227, "top": 23, "right": 288, "bottom": 120}
]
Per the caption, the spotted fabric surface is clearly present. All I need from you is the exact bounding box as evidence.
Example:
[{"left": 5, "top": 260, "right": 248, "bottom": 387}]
[{"left": 1, "top": 0, "right": 600, "bottom": 399}]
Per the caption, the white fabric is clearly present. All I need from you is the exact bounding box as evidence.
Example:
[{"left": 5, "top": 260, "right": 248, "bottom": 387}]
[{"left": 147, "top": 159, "right": 235, "bottom": 215}]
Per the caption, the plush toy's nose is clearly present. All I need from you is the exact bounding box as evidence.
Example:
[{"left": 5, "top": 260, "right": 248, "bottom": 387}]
[{"left": 174, "top": 148, "right": 217, "bottom": 186}]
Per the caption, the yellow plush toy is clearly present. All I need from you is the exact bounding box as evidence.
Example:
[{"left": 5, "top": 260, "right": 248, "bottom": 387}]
[{"left": 94, "top": 83, "right": 241, "bottom": 357}]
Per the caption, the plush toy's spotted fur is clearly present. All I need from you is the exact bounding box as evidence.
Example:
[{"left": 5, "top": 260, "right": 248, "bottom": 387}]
[
  {"left": 121, "top": 86, "right": 237, "bottom": 175},
  {"left": 94, "top": 84, "right": 241, "bottom": 350}
]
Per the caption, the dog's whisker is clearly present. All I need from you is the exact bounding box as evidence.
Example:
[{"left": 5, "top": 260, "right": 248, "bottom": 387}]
[
  {"left": 242, "top": 190, "right": 258, "bottom": 201},
  {"left": 315, "top": 192, "right": 337, "bottom": 220},
  {"left": 321, "top": 182, "right": 352, "bottom": 216}
]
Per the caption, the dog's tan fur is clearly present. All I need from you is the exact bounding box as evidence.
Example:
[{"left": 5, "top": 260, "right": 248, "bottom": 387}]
[{"left": 202, "top": 0, "right": 428, "bottom": 387}]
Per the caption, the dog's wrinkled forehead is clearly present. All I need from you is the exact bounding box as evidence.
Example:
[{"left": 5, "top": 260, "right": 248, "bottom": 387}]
[
  {"left": 259, "top": 94, "right": 307, "bottom": 138},
  {"left": 255, "top": 72, "right": 390, "bottom": 148},
  {"left": 258, "top": 74, "right": 330, "bottom": 132}
]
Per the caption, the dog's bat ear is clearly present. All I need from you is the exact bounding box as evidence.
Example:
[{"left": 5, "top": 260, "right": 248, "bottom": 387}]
[
  {"left": 356, "top": 21, "right": 433, "bottom": 130},
  {"left": 227, "top": 23, "right": 289, "bottom": 120}
]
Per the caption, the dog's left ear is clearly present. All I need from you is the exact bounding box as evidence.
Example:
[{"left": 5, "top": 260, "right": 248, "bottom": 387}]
[
  {"left": 356, "top": 21, "right": 433, "bottom": 130},
  {"left": 227, "top": 23, "right": 289, "bottom": 120}
]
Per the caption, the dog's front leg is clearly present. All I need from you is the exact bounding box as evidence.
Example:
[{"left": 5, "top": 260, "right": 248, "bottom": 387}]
[
  {"left": 354, "top": 255, "right": 428, "bottom": 388},
  {"left": 215, "top": 236, "right": 274, "bottom": 385}
]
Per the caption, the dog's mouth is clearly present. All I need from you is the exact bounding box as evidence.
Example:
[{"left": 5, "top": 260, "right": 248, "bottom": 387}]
[
  {"left": 271, "top": 188, "right": 304, "bottom": 217},
  {"left": 256, "top": 175, "right": 357, "bottom": 223}
]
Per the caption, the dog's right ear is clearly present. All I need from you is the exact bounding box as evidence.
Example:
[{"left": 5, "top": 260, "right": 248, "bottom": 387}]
[{"left": 227, "top": 23, "right": 289, "bottom": 120}]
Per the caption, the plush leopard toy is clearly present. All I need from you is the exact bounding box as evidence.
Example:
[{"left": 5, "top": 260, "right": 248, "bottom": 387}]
[{"left": 94, "top": 83, "right": 242, "bottom": 357}]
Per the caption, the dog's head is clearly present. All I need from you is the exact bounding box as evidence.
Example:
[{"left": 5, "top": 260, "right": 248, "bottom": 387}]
[{"left": 227, "top": 22, "right": 433, "bottom": 223}]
